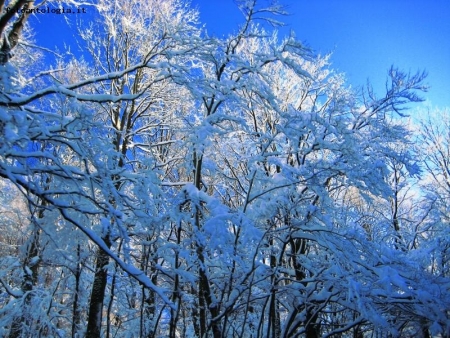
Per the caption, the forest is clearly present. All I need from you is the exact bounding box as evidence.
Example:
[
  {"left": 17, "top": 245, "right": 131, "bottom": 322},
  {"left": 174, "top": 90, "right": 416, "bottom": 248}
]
[{"left": 0, "top": 0, "right": 449, "bottom": 337}]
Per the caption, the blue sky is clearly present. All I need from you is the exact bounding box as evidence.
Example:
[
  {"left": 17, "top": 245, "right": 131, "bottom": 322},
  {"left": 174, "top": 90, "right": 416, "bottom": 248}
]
[
  {"left": 191, "top": 0, "right": 450, "bottom": 109},
  {"left": 30, "top": 0, "right": 449, "bottom": 109}
]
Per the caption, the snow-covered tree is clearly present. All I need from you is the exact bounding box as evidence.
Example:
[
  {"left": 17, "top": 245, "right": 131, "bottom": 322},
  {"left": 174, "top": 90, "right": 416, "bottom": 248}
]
[{"left": 1, "top": 0, "right": 449, "bottom": 337}]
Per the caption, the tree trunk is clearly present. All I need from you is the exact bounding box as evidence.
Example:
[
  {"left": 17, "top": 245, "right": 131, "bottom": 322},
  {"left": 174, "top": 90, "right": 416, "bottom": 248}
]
[
  {"left": 268, "top": 236, "right": 280, "bottom": 338},
  {"left": 86, "top": 234, "right": 112, "bottom": 338},
  {"left": 72, "top": 244, "right": 82, "bottom": 338},
  {"left": 8, "top": 224, "right": 41, "bottom": 337},
  {"left": 169, "top": 223, "right": 182, "bottom": 338},
  {"left": 0, "top": 0, "right": 31, "bottom": 65}
]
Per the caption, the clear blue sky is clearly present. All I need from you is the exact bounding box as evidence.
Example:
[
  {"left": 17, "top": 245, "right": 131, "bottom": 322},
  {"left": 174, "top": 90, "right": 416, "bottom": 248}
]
[
  {"left": 191, "top": 0, "right": 450, "bottom": 109},
  {"left": 30, "top": 0, "right": 450, "bottom": 109}
]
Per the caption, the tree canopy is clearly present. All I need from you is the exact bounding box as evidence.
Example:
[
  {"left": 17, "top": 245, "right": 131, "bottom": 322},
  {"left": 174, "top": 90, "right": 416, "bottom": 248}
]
[{"left": 0, "top": 1, "right": 449, "bottom": 337}]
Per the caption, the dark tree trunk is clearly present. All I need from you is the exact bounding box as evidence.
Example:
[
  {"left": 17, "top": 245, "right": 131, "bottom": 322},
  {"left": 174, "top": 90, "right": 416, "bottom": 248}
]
[
  {"left": 0, "top": 0, "right": 31, "bottom": 65},
  {"left": 268, "top": 236, "right": 281, "bottom": 338},
  {"left": 72, "top": 244, "right": 82, "bottom": 338},
  {"left": 86, "top": 235, "right": 112, "bottom": 338}
]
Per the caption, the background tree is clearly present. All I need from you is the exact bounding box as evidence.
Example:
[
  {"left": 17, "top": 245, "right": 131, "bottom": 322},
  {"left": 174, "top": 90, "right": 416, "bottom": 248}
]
[{"left": 420, "top": 108, "right": 450, "bottom": 278}]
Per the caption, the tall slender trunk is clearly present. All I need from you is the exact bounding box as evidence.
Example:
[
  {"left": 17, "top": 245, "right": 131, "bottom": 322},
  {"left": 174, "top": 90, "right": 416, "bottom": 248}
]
[
  {"left": 284, "top": 237, "right": 322, "bottom": 338},
  {"left": 141, "top": 287, "right": 156, "bottom": 338},
  {"left": 72, "top": 244, "right": 82, "bottom": 338},
  {"left": 169, "top": 222, "right": 182, "bottom": 338},
  {"left": 106, "top": 240, "right": 123, "bottom": 338},
  {"left": 140, "top": 241, "right": 158, "bottom": 338},
  {"left": 86, "top": 234, "right": 112, "bottom": 338},
  {"left": 193, "top": 150, "right": 221, "bottom": 338},
  {"left": 268, "top": 236, "right": 280, "bottom": 338},
  {"left": 9, "top": 218, "right": 41, "bottom": 337},
  {"left": 192, "top": 284, "right": 201, "bottom": 338},
  {"left": 86, "top": 124, "right": 126, "bottom": 337}
]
